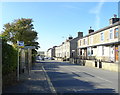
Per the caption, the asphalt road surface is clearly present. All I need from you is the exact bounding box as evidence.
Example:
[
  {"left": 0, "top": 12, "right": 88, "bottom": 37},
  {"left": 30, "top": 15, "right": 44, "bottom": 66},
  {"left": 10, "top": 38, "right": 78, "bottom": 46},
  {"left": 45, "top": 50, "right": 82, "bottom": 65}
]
[{"left": 41, "top": 60, "right": 118, "bottom": 94}]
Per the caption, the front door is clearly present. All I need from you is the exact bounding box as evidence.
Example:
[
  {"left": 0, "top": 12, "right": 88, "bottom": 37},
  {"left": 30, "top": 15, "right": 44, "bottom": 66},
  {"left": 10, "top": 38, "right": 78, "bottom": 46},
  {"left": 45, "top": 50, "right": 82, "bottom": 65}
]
[{"left": 115, "top": 46, "right": 118, "bottom": 62}]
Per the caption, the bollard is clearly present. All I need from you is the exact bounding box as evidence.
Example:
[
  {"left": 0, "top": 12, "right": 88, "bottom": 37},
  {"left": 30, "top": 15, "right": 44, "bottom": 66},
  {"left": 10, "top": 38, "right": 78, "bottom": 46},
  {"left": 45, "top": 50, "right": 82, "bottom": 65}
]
[
  {"left": 95, "top": 60, "right": 97, "bottom": 67},
  {"left": 99, "top": 60, "right": 102, "bottom": 68}
]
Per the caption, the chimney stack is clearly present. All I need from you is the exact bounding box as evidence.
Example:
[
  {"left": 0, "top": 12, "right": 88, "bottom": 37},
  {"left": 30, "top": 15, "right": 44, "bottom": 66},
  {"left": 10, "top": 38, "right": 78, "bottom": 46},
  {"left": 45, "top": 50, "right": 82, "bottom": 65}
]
[
  {"left": 68, "top": 36, "right": 73, "bottom": 40},
  {"left": 88, "top": 27, "right": 94, "bottom": 34},
  {"left": 78, "top": 32, "right": 83, "bottom": 38},
  {"left": 109, "top": 14, "right": 120, "bottom": 25}
]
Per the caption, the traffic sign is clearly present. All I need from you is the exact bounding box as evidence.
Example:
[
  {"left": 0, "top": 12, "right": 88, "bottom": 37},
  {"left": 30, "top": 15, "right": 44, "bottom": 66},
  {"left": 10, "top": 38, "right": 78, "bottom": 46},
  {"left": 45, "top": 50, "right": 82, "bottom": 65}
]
[{"left": 17, "top": 41, "right": 24, "bottom": 48}]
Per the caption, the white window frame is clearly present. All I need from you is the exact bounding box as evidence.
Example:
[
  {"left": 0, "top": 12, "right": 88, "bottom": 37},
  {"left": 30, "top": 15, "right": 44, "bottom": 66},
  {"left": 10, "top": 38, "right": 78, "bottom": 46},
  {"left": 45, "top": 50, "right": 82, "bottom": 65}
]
[
  {"left": 114, "top": 28, "right": 118, "bottom": 38},
  {"left": 83, "top": 39, "right": 85, "bottom": 45},
  {"left": 109, "top": 29, "right": 113, "bottom": 39},
  {"left": 101, "top": 32, "right": 104, "bottom": 41}
]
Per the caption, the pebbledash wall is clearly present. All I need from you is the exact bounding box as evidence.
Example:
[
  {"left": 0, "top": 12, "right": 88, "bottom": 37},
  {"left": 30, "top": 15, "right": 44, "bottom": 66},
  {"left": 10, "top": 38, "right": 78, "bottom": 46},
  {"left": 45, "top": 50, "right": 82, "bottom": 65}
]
[{"left": 77, "top": 16, "right": 120, "bottom": 72}]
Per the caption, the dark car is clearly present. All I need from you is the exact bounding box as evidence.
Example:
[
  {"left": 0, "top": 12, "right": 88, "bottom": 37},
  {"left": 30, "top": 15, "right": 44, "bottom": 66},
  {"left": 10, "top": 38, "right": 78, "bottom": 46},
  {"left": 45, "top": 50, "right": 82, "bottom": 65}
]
[{"left": 42, "top": 58, "right": 44, "bottom": 60}]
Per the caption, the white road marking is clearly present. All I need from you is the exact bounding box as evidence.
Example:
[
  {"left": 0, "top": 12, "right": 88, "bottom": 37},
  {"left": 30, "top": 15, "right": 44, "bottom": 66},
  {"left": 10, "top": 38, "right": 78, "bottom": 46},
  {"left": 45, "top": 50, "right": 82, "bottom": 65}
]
[
  {"left": 96, "top": 76, "right": 112, "bottom": 83},
  {"left": 42, "top": 66, "right": 57, "bottom": 94}
]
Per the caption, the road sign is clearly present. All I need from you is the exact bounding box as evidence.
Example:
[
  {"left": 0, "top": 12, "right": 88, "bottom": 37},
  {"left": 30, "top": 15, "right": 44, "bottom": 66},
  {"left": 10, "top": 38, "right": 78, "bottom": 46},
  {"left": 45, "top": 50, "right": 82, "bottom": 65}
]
[
  {"left": 17, "top": 41, "right": 24, "bottom": 48},
  {"left": 24, "top": 46, "right": 36, "bottom": 49}
]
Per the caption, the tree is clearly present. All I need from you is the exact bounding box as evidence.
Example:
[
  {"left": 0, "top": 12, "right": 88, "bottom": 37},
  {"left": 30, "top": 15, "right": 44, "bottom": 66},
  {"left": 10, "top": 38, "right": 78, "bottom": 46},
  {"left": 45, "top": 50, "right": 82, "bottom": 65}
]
[{"left": 2, "top": 18, "right": 40, "bottom": 49}]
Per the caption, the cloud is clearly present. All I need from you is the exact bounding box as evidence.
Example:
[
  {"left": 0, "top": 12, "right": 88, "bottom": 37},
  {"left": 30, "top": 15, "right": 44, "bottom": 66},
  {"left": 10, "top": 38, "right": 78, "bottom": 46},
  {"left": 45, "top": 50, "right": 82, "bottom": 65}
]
[{"left": 89, "top": 0, "right": 105, "bottom": 29}]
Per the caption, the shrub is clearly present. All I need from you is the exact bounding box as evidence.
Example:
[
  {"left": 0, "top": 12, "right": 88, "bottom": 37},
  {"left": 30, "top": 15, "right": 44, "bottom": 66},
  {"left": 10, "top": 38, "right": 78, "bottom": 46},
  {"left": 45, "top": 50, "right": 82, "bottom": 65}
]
[{"left": 2, "top": 40, "right": 18, "bottom": 75}]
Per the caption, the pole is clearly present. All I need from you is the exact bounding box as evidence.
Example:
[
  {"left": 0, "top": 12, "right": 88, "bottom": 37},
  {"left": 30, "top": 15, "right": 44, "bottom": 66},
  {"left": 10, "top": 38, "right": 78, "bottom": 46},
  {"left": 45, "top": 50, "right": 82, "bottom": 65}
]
[
  {"left": 28, "top": 48, "right": 31, "bottom": 76},
  {"left": 17, "top": 48, "right": 19, "bottom": 81}
]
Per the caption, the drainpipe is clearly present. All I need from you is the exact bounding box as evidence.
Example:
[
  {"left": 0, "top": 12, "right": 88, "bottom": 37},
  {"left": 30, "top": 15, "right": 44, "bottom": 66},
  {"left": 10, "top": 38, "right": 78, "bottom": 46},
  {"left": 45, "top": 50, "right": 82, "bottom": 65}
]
[
  {"left": 118, "top": 3, "right": 120, "bottom": 94},
  {"left": 0, "top": 38, "right": 2, "bottom": 95},
  {"left": 118, "top": 24, "right": 120, "bottom": 95}
]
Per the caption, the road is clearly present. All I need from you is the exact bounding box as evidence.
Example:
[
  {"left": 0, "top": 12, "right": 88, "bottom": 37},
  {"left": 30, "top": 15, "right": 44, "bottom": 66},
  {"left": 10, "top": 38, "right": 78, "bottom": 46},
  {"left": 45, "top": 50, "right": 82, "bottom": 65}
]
[{"left": 42, "top": 60, "right": 118, "bottom": 94}]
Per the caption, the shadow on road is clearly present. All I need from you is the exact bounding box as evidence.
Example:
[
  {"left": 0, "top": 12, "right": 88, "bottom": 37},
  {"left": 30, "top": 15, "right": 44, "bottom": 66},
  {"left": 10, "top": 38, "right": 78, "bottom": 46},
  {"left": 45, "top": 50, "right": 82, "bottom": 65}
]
[{"left": 38, "top": 61, "right": 118, "bottom": 94}]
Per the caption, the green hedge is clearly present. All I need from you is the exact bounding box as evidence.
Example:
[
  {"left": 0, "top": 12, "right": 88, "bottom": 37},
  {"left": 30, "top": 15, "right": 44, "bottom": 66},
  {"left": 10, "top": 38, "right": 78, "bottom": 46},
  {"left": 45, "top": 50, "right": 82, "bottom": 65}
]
[{"left": 2, "top": 41, "right": 18, "bottom": 75}]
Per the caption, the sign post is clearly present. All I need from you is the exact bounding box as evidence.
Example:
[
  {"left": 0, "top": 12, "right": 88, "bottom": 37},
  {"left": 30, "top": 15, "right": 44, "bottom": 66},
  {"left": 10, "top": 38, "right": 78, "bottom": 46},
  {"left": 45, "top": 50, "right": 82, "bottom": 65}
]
[
  {"left": 17, "top": 41, "right": 24, "bottom": 81},
  {"left": 17, "top": 48, "right": 20, "bottom": 81}
]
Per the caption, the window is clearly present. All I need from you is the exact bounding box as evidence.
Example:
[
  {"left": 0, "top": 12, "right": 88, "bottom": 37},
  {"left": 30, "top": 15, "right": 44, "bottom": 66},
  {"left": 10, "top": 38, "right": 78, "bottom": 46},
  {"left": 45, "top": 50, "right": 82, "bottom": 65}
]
[
  {"left": 91, "top": 50, "right": 93, "bottom": 55},
  {"left": 114, "top": 28, "right": 118, "bottom": 38},
  {"left": 80, "top": 50, "right": 82, "bottom": 55},
  {"left": 80, "top": 40, "right": 81, "bottom": 46},
  {"left": 86, "top": 38, "right": 88, "bottom": 45},
  {"left": 101, "top": 32, "right": 104, "bottom": 41},
  {"left": 83, "top": 39, "right": 85, "bottom": 45},
  {"left": 87, "top": 47, "right": 90, "bottom": 56},
  {"left": 89, "top": 37, "right": 91, "bottom": 44},
  {"left": 110, "top": 29, "right": 113, "bottom": 39},
  {"left": 91, "top": 36, "right": 93, "bottom": 44}
]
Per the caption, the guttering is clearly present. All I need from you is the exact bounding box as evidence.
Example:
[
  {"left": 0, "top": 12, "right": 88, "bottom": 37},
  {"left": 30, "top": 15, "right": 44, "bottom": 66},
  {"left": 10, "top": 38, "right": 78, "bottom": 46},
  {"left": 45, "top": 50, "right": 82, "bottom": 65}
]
[{"left": 78, "top": 41, "right": 120, "bottom": 49}]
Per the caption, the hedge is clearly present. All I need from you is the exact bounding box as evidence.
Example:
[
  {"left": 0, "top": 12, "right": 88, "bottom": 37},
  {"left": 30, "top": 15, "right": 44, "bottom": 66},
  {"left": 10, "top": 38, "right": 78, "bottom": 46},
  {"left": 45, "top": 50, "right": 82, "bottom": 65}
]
[{"left": 2, "top": 41, "right": 18, "bottom": 75}]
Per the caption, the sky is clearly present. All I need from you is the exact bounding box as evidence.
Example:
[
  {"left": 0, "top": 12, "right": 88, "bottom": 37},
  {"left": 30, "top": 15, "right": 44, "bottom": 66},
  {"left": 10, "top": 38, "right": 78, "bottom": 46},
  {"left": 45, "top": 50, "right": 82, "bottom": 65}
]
[{"left": 1, "top": 1, "right": 119, "bottom": 51}]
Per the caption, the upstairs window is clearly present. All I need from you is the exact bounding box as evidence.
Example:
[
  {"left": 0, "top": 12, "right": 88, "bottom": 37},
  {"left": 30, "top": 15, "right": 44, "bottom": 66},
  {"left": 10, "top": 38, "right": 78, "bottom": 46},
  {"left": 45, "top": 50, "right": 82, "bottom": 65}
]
[
  {"left": 114, "top": 28, "right": 118, "bottom": 38},
  {"left": 91, "top": 36, "right": 93, "bottom": 44},
  {"left": 89, "top": 37, "right": 91, "bottom": 44},
  {"left": 80, "top": 40, "right": 81, "bottom": 46},
  {"left": 83, "top": 39, "right": 85, "bottom": 45},
  {"left": 101, "top": 32, "right": 104, "bottom": 41},
  {"left": 110, "top": 29, "right": 113, "bottom": 39}
]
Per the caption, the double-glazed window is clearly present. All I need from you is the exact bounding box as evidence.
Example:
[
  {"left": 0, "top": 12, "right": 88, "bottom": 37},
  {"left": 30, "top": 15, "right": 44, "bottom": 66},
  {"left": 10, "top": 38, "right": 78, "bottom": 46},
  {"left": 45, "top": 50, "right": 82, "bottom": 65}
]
[
  {"left": 101, "top": 32, "right": 104, "bottom": 41},
  {"left": 110, "top": 29, "right": 113, "bottom": 39},
  {"left": 91, "top": 50, "right": 93, "bottom": 55},
  {"left": 80, "top": 40, "right": 81, "bottom": 46},
  {"left": 114, "top": 28, "right": 118, "bottom": 38},
  {"left": 83, "top": 39, "right": 85, "bottom": 45}
]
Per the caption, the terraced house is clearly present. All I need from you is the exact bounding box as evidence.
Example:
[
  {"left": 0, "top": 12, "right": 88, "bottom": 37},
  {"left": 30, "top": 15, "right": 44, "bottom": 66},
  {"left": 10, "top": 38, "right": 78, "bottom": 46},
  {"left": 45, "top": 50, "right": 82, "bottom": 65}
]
[
  {"left": 77, "top": 15, "right": 120, "bottom": 71},
  {"left": 54, "top": 32, "right": 83, "bottom": 61}
]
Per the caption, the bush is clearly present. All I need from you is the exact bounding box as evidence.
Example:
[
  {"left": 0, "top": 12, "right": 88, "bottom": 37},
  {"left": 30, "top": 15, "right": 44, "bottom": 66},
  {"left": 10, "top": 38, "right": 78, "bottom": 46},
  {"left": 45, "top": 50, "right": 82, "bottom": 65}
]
[{"left": 2, "top": 40, "right": 18, "bottom": 75}]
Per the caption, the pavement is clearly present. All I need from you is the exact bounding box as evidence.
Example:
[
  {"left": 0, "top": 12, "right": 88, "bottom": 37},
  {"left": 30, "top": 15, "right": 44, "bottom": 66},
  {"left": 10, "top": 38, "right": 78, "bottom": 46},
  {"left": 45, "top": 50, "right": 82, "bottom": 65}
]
[{"left": 2, "top": 62, "right": 52, "bottom": 94}]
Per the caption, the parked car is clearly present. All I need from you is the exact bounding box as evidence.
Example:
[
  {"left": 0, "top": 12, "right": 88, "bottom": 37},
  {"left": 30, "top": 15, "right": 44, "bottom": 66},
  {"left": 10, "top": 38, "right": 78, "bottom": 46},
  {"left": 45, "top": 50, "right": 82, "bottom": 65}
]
[
  {"left": 48, "top": 57, "right": 55, "bottom": 60},
  {"left": 41, "top": 57, "right": 44, "bottom": 60},
  {"left": 44, "top": 57, "right": 48, "bottom": 59}
]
